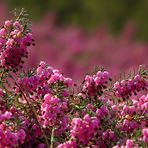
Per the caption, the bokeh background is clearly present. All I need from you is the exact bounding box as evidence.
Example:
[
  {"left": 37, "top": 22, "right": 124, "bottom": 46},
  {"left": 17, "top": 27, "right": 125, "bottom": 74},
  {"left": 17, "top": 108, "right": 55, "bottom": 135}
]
[{"left": 0, "top": 0, "right": 148, "bottom": 81}]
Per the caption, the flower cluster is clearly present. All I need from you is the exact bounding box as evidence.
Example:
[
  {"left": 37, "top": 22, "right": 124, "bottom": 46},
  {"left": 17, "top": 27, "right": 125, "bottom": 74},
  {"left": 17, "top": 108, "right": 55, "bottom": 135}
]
[
  {"left": 41, "top": 93, "right": 69, "bottom": 136},
  {"left": 58, "top": 70, "right": 147, "bottom": 147},
  {"left": 120, "top": 94, "right": 148, "bottom": 118},
  {"left": 82, "top": 70, "right": 111, "bottom": 97},
  {"left": 15, "top": 61, "right": 73, "bottom": 100},
  {"left": 0, "top": 13, "right": 34, "bottom": 72},
  {"left": 70, "top": 114, "right": 100, "bottom": 146},
  {"left": 0, "top": 99, "right": 26, "bottom": 147},
  {"left": 113, "top": 74, "right": 148, "bottom": 99},
  {"left": 0, "top": 128, "right": 26, "bottom": 147}
]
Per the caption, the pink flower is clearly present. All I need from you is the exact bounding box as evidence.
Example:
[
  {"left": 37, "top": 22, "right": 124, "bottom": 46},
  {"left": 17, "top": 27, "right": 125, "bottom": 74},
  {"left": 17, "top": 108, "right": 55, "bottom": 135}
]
[{"left": 0, "top": 28, "right": 6, "bottom": 37}]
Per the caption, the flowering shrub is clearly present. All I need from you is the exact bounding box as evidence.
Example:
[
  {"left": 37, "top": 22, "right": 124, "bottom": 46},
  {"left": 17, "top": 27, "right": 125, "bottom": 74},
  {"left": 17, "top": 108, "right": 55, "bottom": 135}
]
[{"left": 0, "top": 10, "right": 148, "bottom": 148}]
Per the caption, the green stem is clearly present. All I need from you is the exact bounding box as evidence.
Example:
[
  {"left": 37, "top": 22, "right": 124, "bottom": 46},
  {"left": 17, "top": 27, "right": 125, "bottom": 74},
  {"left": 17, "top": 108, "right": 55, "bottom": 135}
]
[{"left": 50, "top": 127, "right": 55, "bottom": 148}]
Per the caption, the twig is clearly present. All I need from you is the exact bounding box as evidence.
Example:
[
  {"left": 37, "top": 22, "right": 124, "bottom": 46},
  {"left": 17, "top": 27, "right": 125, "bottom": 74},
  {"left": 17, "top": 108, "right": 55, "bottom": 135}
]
[{"left": 50, "top": 127, "right": 55, "bottom": 148}]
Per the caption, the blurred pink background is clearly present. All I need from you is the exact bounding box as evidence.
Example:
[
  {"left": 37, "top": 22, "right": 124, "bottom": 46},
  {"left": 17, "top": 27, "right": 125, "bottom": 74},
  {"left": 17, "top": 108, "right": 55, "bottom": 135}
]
[{"left": 0, "top": 2, "right": 147, "bottom": 82}]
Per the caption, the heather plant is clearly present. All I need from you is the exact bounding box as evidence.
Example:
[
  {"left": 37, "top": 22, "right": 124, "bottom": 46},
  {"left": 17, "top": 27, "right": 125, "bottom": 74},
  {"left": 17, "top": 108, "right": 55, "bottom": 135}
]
[{"left": 0, "top": 10, "right": 148, "bottom": 148}]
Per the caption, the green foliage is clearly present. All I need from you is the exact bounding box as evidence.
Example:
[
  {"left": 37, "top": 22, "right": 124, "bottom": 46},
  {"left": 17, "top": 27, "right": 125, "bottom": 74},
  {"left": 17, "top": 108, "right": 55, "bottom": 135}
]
[{"left": 6, "top": 0, "right": 148, "bottom": 40}]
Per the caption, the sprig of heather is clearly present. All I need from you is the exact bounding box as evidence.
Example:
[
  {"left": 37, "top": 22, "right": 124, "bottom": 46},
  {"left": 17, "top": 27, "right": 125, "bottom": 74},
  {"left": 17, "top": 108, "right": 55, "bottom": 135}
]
[
  {"left": 14, "top": 61, "right": 73, "bottom": 100},
  {"left": 82, "top": 70, "right": 112, "bottom": 97},
  {"left": 0, "top": 8, "right": 34, "bottom": 72},
  {"left": 113, "top": 73, "right": 147, "bottom": 100}
]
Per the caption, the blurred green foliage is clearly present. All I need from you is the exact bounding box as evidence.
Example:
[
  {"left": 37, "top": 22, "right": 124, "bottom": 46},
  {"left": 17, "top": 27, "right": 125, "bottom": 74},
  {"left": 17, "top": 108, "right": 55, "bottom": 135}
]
[{"left": 6, "top": 0, "right": 148, "bottom": 40}]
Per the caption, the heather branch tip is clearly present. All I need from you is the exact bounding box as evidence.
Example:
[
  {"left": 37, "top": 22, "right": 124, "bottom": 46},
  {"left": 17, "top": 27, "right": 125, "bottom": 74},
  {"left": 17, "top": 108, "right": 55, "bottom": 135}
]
[{"left": 0, "top": 8, "right": 34, "bottom": 72}]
